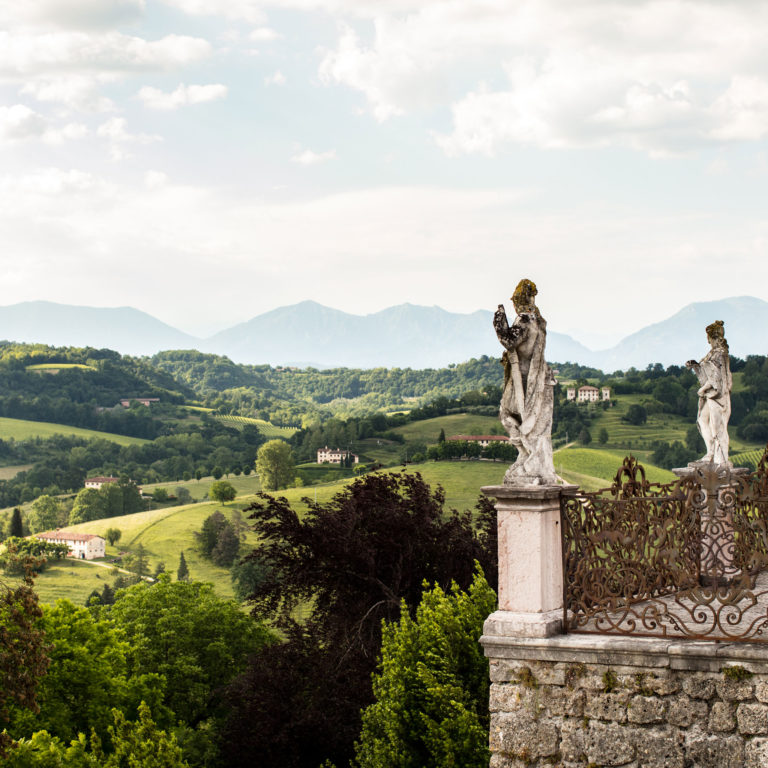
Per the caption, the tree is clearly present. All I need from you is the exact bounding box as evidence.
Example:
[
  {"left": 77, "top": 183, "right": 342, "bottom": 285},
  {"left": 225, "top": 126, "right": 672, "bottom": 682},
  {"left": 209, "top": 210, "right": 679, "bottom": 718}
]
[
  {"left": 196, "top": 512, "right": 228, "bottom": 558},
  {"left": 0, "top": 555, "right": 49, "bottom": 758},
  {"left": 578, "top": 427, "right": 592, "bottom": 445},
  {"left": 623, "top": 404, "right": 648, "bottom": 426},
  {"left": 176, "top": 487, "right": 192, "bottom": 505},
  {"left": 153, "top": 488, "right": 170, "bottom": 503},
  {"left": 211, "top": 467, "right": 224, "bottom": 481},
  {"left": 598, "top": 427, "right": 609, "bottom": 445},
  {"left": 255, "top": 440, "right": 295, "bottom": 491},
  {"left": 105, "top": 528, "right": 122, "bottom": 547},
  {"left": 105, "top": 576, "right": 273, "bottom": 728},
  {"left": 6, "top": 599, "right": 162, "bottom": 746},
  {"left": 92, "top": 702, "right": 188, "bottom": 768},
  {"left": 177, "top": 551, "right": 189, "bottom": 582},
  {"left": 222, "top": 472, "right": 497, "bottom": 768},
  {"left": 355, "top": 570, "right": 496, "bottom": 768},
  {"left": 211, "top": 525, "right": 240, "bottom": 567},
  {"left": 69, "top": 488, "right": 104, "bottom": 525},
  {"left": 438, "top": 428, "right": 446, "bottom": 443},
  {"left": 209, "top": 480, "right": 236, "bottom": 503},
  {"left": 28, "top": 495, "right": 62, "bottom": 533},
  {"left": 10, "top": 507, "right": 24, "bottom": 538},
  {"left": 230, "top": 555, "right": 268, "bottom": 602}
]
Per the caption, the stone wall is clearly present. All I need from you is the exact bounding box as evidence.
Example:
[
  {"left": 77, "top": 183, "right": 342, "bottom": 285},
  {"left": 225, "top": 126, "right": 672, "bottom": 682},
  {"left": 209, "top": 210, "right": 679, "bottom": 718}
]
[{"left": 482, "top": 631, "right": 768, "bottom": 768}]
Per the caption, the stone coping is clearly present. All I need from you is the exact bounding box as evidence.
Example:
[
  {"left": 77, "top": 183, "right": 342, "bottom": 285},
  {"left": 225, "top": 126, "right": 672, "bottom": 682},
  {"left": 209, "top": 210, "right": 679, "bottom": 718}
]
[
  {"left": 481, "top": 625, "right": 768, "bottom": 673},
  {"left": 481, "top": 483, "right": 578, "bottom": 501}
]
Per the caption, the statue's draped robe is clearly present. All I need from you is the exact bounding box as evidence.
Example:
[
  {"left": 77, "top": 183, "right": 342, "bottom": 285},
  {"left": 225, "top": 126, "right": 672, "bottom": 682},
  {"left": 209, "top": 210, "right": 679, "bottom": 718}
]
[
  {"left": 498, "top": 313, "right": 557, "bottom": 484},
  {"left": 696, "top": 345, "right": 732, "bottom": 465}
]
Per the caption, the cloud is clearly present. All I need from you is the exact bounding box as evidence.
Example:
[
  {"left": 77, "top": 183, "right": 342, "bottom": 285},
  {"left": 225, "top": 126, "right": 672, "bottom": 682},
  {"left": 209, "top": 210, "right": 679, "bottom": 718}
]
[
  {"left": 0, "top": 0, "right": 146, "bottom": 31},
  {"left": 264, "top": 70, "right": 286, "bottom": 86},
  {"left": 21, "top": 74, "right": 116, "bottom": 111},
  {"left": 138, "top": 82, "right": 228, "bottom": 109},
  {"left": 97, "top": 116, "right": 160, "bottom": 159},
  {"left": 316, "top": 0, "right": 768, "bottom": 154},
  {"left": 290, "top": 148, "right": 336, "bottom": 165},
  {"left": 0, "top": 31, "right": 212, "bottom": 78},
  {"left": 250, "top": 27, "right": 281, "bottom": 42},
  {"left": 0, "top": 104, "right": 48, "bottom": 141}
]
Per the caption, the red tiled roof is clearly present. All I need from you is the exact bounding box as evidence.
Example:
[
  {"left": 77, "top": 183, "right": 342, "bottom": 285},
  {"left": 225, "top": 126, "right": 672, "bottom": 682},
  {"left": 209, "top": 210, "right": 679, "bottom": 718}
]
[
  {"left": 37, "top": 531, "right": 103, "bottom": 543},
  {"left": 447, "top": 435, "right": 508, "bottom": 441},
  {"left": 85, "top": 476, "right": 119, "bottom": 483}
]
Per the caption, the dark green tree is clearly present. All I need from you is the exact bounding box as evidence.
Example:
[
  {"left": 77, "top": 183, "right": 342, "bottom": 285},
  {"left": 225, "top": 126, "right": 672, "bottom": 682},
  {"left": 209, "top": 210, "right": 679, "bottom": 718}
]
[
  {"left": 177, "top": 551, "right": 189, "bottom": 582},
  {"left": 438, "top": 428, "right": 446, "bottom": 443},
  {"left": 211, "top": 525, "right": 240, "bottom": 568},
  {"left": 211, "top": 467, "right": 224, "bottom": 480},
  {"left": 578, "top": 427, "right": 592, "bottom": 445},
  {"left": 598, "top": 427, "right": 609, "bottom": 445},
  {"left": 9, "top": 507, "right": 23, "bottom": 538},
  {"left": 223, "top": 471, "right": 497, "bottom": 768},
  {"left": 623, "top": 404, "right": 648, "bottom": 426}
]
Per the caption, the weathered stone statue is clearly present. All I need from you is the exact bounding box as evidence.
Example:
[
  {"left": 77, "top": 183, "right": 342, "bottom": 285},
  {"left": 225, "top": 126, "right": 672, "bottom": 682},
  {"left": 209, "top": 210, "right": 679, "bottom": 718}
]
[
  {"left": 493, "top": 279, "right": 557, "bottom": 485},
  {"left": 685, "top": 320, "right": 732, "bottom": 466}
]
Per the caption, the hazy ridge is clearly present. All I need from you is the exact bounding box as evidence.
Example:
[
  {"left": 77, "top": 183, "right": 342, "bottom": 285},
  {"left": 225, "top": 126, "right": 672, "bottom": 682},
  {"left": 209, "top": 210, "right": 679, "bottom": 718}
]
[{"left": 0, "top": 296, "right": 765, "bottom": 369}]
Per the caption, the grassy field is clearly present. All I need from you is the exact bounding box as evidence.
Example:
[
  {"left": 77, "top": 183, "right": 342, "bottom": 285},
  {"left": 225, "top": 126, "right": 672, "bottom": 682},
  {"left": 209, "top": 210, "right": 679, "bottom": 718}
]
[
  {"left": 214, "top": 414, "right": 297, "bottom": 439},
  {"left": 0, "top": 463, "right": 32, "bottom": 479},
  {"left": 26, "top": 363, "right": 95, "bottom": 372},
  {"left": 0, "top": 416, "right": 148, "bottom": 446},
  {"left": 392, "top": 413, "right": 500, "bottom": 443},
  {"left": 33, "top": 558, "right": 115, "bottom": 605},
  {"left": 141, "top": 473, "right": 262, "bottom": 501},
  {"left": 553, "top": 447, "right": 675, "bottom": 490}
]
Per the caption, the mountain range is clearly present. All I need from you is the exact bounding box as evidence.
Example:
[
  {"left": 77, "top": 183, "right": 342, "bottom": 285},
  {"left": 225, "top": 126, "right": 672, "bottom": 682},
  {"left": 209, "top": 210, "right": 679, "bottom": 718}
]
[{"left": 0, "top": 297, "right": 765, "bottom": 370}]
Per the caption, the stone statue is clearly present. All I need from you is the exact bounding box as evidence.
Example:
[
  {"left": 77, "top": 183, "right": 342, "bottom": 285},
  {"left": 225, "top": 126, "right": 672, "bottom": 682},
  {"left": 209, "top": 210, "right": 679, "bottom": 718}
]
[
  {"left": 493, "top": 279, "right": 558, "bottom": 485},
  {"left": 685, "top": 320, "right": 732, "bottom": 466}
]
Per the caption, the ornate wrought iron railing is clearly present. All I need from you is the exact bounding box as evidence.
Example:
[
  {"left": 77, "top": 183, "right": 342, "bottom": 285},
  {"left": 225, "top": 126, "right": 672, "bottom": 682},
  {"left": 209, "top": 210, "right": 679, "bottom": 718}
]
[{"left": 561, "top": 449, "right": 768, "bottom": 642}]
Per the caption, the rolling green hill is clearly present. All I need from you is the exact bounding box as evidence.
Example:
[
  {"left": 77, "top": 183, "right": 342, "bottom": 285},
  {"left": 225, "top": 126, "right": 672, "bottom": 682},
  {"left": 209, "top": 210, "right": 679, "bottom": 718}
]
[
  {"left": 31, "top": 446, "right": 677, "bottom": 604},
  {"left": 0, "top": 416, "right": 148, "bottom": 447}
]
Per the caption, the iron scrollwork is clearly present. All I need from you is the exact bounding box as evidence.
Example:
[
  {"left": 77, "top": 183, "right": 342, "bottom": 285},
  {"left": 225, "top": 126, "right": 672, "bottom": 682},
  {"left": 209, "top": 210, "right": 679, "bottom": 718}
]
[{"left": 561, "top": 448, "right": 768, "bottom": 642}]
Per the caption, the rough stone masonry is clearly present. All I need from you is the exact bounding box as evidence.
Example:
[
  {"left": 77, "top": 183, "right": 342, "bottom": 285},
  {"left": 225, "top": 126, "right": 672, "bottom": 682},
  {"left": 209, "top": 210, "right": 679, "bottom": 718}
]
[{"left": 483, "top": 634, "right": 768, "bottom": 768}]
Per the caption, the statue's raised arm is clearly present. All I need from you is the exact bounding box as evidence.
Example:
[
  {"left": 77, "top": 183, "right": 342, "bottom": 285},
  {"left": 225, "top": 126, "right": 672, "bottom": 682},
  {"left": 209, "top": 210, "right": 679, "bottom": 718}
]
[
  {"left": 685, "top": 320, "right": 732, "bottom": 466},
  {"left": 495, "top": 279, "right": 557, "bottom": 486}
]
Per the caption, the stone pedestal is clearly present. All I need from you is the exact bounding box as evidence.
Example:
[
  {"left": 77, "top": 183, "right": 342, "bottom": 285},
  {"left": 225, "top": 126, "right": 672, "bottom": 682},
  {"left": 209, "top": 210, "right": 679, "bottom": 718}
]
[{"left": 482, "top": 483, "right": 576, "bottom": 638}]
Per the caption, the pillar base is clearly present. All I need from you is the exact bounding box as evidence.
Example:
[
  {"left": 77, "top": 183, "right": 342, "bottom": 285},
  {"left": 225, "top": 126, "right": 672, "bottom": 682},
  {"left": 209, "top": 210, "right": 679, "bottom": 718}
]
[{"left": 483, "top": 609, "right": 563, "bottom": 639}]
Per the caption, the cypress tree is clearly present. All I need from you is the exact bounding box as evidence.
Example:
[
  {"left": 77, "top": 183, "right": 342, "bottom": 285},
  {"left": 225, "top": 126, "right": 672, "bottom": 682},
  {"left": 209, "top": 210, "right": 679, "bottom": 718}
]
[
  {"left": 9, "top": 507, "right": 23, "bottom": 538},
  {"left": 177, "top": 550, "right": 189, "bottom": 581}
]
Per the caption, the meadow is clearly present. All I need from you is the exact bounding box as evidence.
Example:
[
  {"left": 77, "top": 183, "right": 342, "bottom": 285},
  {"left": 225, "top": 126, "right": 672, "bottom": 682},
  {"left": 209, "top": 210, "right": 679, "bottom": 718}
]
[{"left": 0, "top": 416, "right": 148, "bottom": 447}]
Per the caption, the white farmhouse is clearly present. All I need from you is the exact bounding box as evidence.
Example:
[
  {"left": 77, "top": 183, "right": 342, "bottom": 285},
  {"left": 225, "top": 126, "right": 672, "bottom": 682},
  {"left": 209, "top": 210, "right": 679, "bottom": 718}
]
[
  {"left": 317, "top": 446, "right": 359, "bottom": 464},
  {"left": 36, "top": 531, "right": 106, "bottom": 560},
  {"left": 84, "top": 476, "right": 119, "bottom": 490}
]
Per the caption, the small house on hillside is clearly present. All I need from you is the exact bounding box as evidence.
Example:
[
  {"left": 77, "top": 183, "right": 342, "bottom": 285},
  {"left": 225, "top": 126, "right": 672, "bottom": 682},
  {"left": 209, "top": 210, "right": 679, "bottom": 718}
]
[
  {"left": 36, "top": 531, "right": 106, "bottom": 560},
  {"left": 119, "top": 397, "right": 160, "bottom": 407},
  {"left": 84, "top": 476, "right": 119, "bottom": 490},
  {"left": 317, "top": 447, "right": 359, "bottom": 464},
  {"left": 567, "top": 386, "right": 611, "bottom": 403},
  {"left": 447, "top": 435, "right": 509, "bottom": 447}
]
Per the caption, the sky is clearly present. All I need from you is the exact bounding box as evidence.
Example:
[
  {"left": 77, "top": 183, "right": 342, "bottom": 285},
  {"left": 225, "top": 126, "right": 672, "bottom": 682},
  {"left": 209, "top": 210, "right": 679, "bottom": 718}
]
[{"left": 1, "top": 0, "right": 768, "bottom": 346}]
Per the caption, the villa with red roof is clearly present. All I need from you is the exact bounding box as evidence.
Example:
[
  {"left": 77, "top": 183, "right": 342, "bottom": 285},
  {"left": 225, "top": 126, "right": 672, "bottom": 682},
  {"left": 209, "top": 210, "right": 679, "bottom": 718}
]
[{"left": 36, "top": 531, "right": 106, "bottom": 560}]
